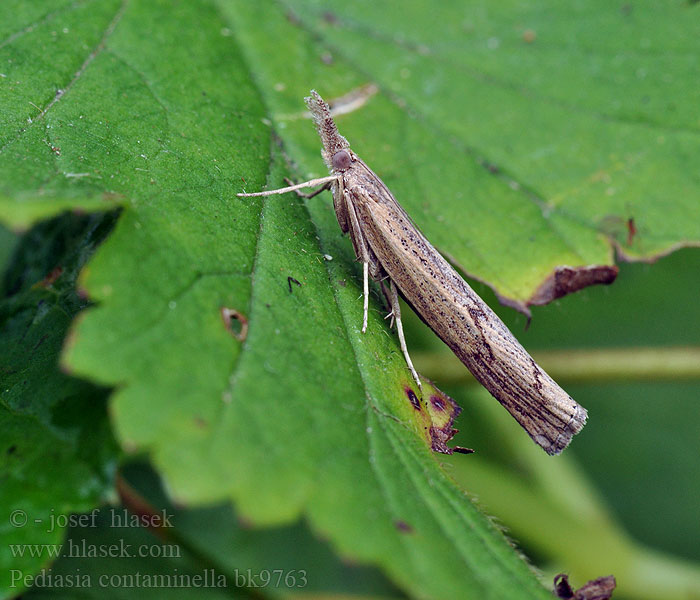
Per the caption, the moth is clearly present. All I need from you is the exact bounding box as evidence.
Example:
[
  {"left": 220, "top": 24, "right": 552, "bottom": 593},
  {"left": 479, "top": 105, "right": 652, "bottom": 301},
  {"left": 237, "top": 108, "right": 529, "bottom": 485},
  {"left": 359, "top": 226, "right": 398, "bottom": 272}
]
[{"left": 239, "top": 90, "right": 587, "bottom": 455}]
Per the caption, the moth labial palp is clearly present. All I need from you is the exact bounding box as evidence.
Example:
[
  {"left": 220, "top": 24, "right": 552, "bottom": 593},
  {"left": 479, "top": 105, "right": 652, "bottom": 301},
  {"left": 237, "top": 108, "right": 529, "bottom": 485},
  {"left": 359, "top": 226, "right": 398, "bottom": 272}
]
[{"left": 238, "top": 90, "right": 588, "bottom": 455}]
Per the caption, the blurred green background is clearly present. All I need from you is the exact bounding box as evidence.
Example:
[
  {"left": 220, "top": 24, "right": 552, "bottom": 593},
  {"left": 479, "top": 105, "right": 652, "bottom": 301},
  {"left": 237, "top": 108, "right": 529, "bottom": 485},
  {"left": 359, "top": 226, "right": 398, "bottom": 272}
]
[{"left": 2, "top": 1, "right": 699, "bottom": 599}]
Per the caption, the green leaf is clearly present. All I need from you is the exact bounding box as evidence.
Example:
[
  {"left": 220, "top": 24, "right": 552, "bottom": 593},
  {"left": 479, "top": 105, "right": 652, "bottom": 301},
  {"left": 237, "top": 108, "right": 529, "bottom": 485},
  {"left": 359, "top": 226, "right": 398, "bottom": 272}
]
[
  {"left": 2, "top": 1, "right": 699, "bottom": 599},
  {"left": 0, "top": 213, "right": 118, "bottom": 597},
  {"left": 66, "top": 142, "right": 547, "bottom": 597},
  {"left": 24, "top": 462, "right": 402, "bottom": 599},
  {"left": 0, "top": 0, "right": 127, "bottom": 227},
  {"left": 228, "top": 0, "right": 699, "bottom": 308}
]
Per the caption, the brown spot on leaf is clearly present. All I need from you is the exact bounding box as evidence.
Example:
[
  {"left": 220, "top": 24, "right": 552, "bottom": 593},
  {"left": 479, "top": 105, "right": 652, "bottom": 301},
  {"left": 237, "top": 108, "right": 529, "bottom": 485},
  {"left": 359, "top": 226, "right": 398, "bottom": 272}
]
[
  {"left": 626, "top": 217, "right": 637, "bottom": 245},
  {"left": 395, "top": 520, "right": 414, "bottom": 533},
  {"left": 482, "top": 161, "right": 500, "bottom": 174},
  {"left": 554, "top": 573, "right": 616, "bottom": 600},
  {"left": 428, "top": 390, "right": 462, "bottom": 454},
  {"left": 600, "top": 214, "right": 639, "bottom": 249},
  {"left": 37, "top": 266, "right": 63, "bottom": 288},
  {"left": 430, "top": 395, "right": 445, "bottom": 412},
  {"left": 404, "top": 378, "right": 464, "bottom": 454},
  {"left": 529, "top": 265, "right": 618, "bottom": 307},
  {"left": 405, "top": 387, "right": 421, "bottom": 410},
  {"left": 285, "top": 11, "right": 301, "bottom": 26},
  {"left": 522, "top": 29, "right": 537, "bottom": 43},
  {"left": 421, "top": 381, "right": 462, "bottom": 454},
  {"left": 322, "top": 11, "right": 339, "bottom": 25},
  {"left": 221, "top": 307, "right": 248, "bottom": 342}
]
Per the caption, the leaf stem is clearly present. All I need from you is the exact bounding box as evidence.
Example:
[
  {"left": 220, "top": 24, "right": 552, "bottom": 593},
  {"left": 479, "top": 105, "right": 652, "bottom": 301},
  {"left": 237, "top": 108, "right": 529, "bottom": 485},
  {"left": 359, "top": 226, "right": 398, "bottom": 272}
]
[{"left": 415, "top": 346, "right": 700, "bottom": 383}]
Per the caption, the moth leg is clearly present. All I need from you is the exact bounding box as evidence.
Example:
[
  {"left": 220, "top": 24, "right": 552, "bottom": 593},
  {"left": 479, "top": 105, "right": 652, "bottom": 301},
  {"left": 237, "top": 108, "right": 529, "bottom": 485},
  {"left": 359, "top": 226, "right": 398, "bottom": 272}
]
[
  {"left": 236, "top": 175, "right": 338, "bottom": 197},
  {"left": 387, "top": 280, "right": 422, "bottom": 390},
  {"left": 358, "top": 253, "right": 389, "bottom": 333},
  {"left": 342, "top": 191, "right": 373, "bottom": 333},
  {"left": 360, "top": 252, "right": 387, "bottom": 333},
  {"left": 283, "top": 177, "right": 332, "bottom": 199},
  {"left": 362, "top": 261, "right": 370, "bottom": 333},
  {"left": 380, "top": 280, "right": 395, "bottom": 328},
  {"left": 342, "top": 190, "right": 385, "bottom": 334}
]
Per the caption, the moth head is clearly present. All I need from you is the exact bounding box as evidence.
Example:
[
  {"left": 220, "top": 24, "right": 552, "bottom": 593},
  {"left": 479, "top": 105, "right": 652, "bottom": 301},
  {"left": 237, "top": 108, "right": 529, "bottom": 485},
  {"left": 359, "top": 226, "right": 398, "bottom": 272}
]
[
  {"left": 305, "top": 90, "right": 351, "bottom": 171},
  {"left": 331, "top": 149, "right": 353, "bottom": 172}
]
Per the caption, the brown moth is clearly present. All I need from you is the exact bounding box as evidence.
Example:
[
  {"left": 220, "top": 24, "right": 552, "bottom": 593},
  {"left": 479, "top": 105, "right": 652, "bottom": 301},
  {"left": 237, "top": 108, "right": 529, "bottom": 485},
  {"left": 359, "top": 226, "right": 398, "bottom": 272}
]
[{"left": 239, "top": 90, "right": 587, "bottom": 455}]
